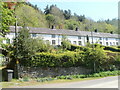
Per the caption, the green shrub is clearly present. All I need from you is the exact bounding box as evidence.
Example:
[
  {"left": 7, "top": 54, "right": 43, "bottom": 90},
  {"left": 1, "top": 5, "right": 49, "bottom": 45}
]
[
  {"left": 36, "top": 70, "right": 120, "bottom": 81},
  {"left": 22, "top": 76, "right": 30, "bottom": 82},
  {"left": 19, "top": 44, "right": 118, "bottom": 72},
  {"left": 65, "top": 76, "right": 73, "bottom": 80},
  {"left": 68, "top": 44, "right": 89, "bottom": 51},
  {"left": 92, "top": 73, "right": 100, "bottom": 77},
  {"left": 104, "top": 46, "right": 120, "bottom": 52},
  {"left": 79, "top": 75, "right": 87, "bottom": 78},
  {"left": 27, "top": 51, "right": 80, "bottom": 67},
  {"left": 36, "top": 77, "right": 54, "bottom": 82},
  {"left": 57, "top": 75, "right": 66, "bottom": 79}
]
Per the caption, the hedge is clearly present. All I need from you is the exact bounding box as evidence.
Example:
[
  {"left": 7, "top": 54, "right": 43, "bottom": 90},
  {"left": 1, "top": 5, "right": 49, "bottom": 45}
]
[
  {"left": 89, "top": 43, "right": 120, "bottom": 52},
  {"left": 24, "top": 51, "right": 84, "bottom": 67},
  {"left": 103, "top": 46, "right": 120, "bottom": 52},
  {"left": 68, "top": 44, "right": 89, "bottom": 51},
  {"left": 19, "top": 45, "right": 120, "bottom": 71},
  {"left": 70, "top": 44, "right": 120, "bottom": 52},
  {"left": 20, "top": 49, "right": 108, "bottom": 70}
]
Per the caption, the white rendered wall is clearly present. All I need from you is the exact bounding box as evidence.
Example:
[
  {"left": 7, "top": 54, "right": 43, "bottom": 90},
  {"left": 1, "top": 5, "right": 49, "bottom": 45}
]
[{"left": 5, "top": 32, "right": 120, "bottom": 47}]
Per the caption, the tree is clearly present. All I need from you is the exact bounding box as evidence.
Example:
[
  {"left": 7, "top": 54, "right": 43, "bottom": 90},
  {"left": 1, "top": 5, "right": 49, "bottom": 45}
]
[
  {"left": 45, "top": 14, "right": 55, "bottom": 28},
  {"left": 44, "top": 5, "right": 50, "bottom": 15},
  {"left": 0, "top": 2, "right": 15, "bottom": 36},
  {"left": 35, "top": 37, "right": 53, "bottom": 52},
  {"left": 84, "top": 45, "right": 107, "bottom": 72},
  {"left": 15, "top": 4, "right": 47, "bottom": 27},
  {"left": 63, "top": 9, "right": 71, "bottom": 20},
  {"left": 73, "top": 13, "right": 86, "bottom": 22},
  {"left": 61, "top": 36, "right": 71, "bottom": 50},
  {"left": 77, "top": 15, "right": 86, "bottom": 22},
  {"left": 64, "top": 19, "right": 79, "bottom": 30},
  {"left": 0, "top": 37, "right": 5, "bottom": 47},
  {"left": 49, "top": 5, "right": 64, "bottom": 20},
  {"left": 13, "top": 26, "right": 38, "bottom": 63}
]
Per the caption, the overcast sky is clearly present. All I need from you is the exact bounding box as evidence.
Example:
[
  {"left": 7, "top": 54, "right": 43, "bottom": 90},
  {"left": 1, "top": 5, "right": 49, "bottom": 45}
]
[{"left": 30, "top": 0, "right": 119, "bottom": 21}]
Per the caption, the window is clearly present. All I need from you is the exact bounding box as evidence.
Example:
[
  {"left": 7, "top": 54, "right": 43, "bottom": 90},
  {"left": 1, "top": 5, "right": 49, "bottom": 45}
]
[
  {"left": 99, "top": 37, "right": 102, "bottom": 40},
  {"left": 78, "top": 36, "right": 81, "bottom": 39},
  {"left": 110, "top": 42, "right": 112, "bottom": 45},
  {"left": 106, "top": 38, "right": 108, "bottom": 41},
  {"left": 113, "top": 42, "right": 115, "bottom": 45},
  {"left": 52, "top": 40, "right": 56, "bottom": 45},
  {"left": 32, "top": 34, "right": 36, "bottom": 37},
  {"left": 100, "top": 42, "right": 102, "bottom": 44},
  {"left": 73, "top": 41, "right": 76, "bottom": 45},
  {"left": 106, "top": 42, "right": 109, "bottom": 46},
  {"left": 116, "top": 42, "right": 118, "bottom": 45},
  {"left": 78, "top": 41, "right": 82, "bottom": 45},
  {"left": 116, "top": 38, "right": 118, "bottom": 41},
  {"left": 52, "top": 34, "right": 55, "bottom": 38}
]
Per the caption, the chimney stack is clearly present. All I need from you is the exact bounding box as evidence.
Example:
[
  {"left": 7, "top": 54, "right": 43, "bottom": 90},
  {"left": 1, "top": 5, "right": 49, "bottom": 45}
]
[
  {"left": 51, "top": 25, "right": 55, "bottom": 29},
  {"left": 75, "top": 27, "right": 79, "bottom": 31},
  {"left": 94, "top": 29, "right": 98, "bottom": 32},
  {"left": 110, "top": 31, "right": 113, "bottom": 34}
]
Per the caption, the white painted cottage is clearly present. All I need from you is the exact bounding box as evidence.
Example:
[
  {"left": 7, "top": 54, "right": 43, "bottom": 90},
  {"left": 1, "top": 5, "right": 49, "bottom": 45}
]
[{"left": 4, "top": 26, "right": 120, "bottom": 46}]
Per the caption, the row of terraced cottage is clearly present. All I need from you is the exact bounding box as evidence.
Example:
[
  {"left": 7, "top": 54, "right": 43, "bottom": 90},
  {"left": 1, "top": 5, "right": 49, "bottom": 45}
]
[{"left": 3, "top": 26, "right": 120, "bottom": 46}]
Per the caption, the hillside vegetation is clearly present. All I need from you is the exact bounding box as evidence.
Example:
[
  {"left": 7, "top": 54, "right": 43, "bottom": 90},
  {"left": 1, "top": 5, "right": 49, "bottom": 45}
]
[{"left": 14, "top": 2, "right": 118, "bottom": 34}]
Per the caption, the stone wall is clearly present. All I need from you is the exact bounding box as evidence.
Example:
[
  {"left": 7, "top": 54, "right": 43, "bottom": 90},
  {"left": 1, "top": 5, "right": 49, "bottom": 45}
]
[{"left": 18, "top": 66, "right": 92, "bottom": 78}]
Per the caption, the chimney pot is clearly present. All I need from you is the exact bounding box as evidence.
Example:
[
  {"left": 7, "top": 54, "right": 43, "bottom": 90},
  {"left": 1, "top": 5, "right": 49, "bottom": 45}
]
[
  {"left": 51, "top": 25, "right": 55, "bottom": 29},
  {"left": 94, "top": 29, "right": 98, "bottom": 32},
  {"left": 75, "top": 27, "right": 79, "bottom": 31},
  {"left": 110, "top": 31, "right": 113, "bottom": 34}
]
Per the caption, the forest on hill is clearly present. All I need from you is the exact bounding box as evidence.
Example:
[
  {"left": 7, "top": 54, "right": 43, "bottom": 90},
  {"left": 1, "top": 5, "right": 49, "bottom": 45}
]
[{"left": 14, "top": 2, "right": 118, "bottom": 34}]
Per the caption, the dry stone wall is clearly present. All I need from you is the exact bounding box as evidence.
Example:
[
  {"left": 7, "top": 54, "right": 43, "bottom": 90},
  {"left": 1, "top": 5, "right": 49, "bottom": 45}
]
[{"left": 18, "top": 66, "right": 92, "bottom": 78}]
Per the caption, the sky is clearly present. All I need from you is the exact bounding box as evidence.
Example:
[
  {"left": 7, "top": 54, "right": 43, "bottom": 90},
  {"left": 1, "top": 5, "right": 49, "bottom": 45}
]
[{"left": 29, "top": 0, "right": 119, "bottom": 21}]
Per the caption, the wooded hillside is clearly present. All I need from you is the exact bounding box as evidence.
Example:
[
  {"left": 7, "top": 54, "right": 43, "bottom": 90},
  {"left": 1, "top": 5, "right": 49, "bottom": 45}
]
[{"left": 13, "top": 2, "right": 118, "bottom": 34}]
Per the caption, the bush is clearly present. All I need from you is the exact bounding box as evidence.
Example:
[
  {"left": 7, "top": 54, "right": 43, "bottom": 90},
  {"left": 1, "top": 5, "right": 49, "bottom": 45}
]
[
  {"left": 83, "top": 45, "right": 107, "bottom": 71},
  {"left": 22, "top": 76, "right": 30, "bottom": 82},
  {"left": 36, "top": 77, "right": 54, "bottom": 82},
  {"left": 85, "top": 43, "right": 120, "bottom": 52},
  {"left": 20, "top": 70, "right": 120, "bottom": 82},
  {"left": 68, "top": 44, "right": 89, "bottom": 51},
  {"left": 19, "top": 44, "right": 118, "bottom": 72},
  {"left": 56, "top": 70, "right": 120, "bottom": 80},
  {"left": 104, "top": 46, "right": 120, "bottom": 52},
  {"left": 24, "top": 51, "right": 90, "bottom": 68},
  {"left": 27, "top": 51, "right": 79, "bottom": 67}
]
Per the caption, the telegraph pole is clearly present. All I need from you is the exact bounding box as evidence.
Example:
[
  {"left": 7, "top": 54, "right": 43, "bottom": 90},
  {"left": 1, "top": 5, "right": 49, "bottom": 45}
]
[{"left": 90, "top": 25, "right": 95, "bottom": 73}]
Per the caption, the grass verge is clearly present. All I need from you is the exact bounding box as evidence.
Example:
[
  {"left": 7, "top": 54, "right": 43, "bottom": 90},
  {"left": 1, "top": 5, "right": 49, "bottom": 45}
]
[{"left": 1, "top": 70, "right": 120, "bottom": 88}]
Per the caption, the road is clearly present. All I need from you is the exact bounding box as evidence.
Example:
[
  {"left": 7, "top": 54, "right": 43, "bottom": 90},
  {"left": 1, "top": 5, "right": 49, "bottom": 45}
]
[{"left": 14, "top": 76, "right": 118, "bottom": 88}]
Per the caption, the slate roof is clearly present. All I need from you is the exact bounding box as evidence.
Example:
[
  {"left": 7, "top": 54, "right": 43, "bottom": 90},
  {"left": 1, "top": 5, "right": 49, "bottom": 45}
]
[{"left": 9, "top": 26, "right": 119, "bottom": 38}]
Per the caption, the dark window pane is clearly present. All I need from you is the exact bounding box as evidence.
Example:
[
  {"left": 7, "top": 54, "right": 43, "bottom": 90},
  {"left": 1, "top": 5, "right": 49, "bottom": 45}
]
[
  {"left": 52, "top": 35, "right": 55, "bottom": 38},
  {"left": 78, "top": 36, "right": 81, "bottom": 39},
  {"left": 100, "top": 42, "right": 102, "bottom": 44},
  {"left": 116, "top": 42, "right": 118, "bottom": 45},
  {"left": 106, "top": 42, "right": 109, "bottom": 46},
  {"left": 106, "top": 38, "right": 108, "bottom": 41},
  {"left": 78, "top": 41, "right": 82, "bottom": 45},
  {"left": 73, "top": 41, "right": 76, "bottom": 44},
  {"left": 99, "top": 37, "right": 102, "bottom": 40},
  {"left": 52, "top": 40, "right": 56, "bottom": 45},
  {"left": 32, "top": 34, "right": 36, "bottom": 37}
]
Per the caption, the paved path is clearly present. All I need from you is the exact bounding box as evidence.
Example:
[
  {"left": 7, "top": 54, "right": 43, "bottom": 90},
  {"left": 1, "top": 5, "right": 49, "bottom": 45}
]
[{"left": 14, "top": 76, "right": 119, "bottom": 88}]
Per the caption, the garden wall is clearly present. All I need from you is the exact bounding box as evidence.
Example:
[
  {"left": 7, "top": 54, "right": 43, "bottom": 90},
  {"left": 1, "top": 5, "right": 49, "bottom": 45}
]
[{"left": 18, "top": 66, "right": 92, "bottom": 78}]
